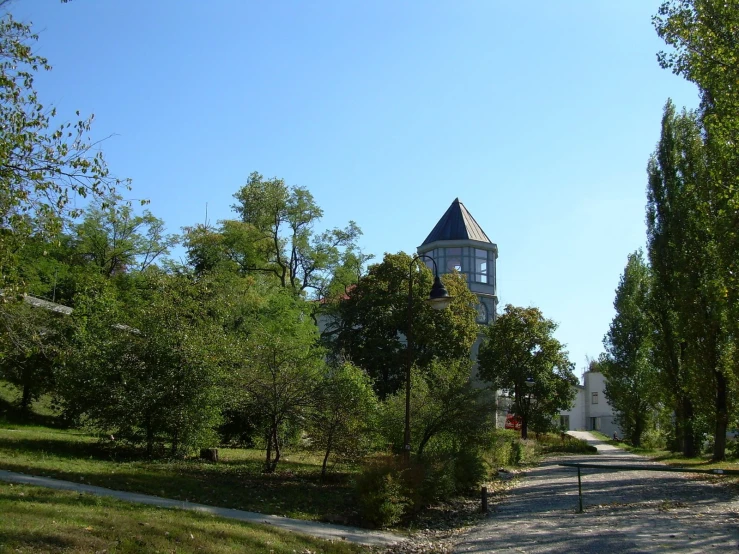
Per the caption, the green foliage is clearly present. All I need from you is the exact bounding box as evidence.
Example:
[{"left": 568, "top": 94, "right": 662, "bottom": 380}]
[
  {"left": 332, "top": 252, "right": 478, "bottom": 398},
  {"left": 0, "top": 300, "right": 69, "bottom": 413},
  {"left": 59, "top": 274, "right": 224, "bottom": 457},
  {"left": 307, "top": 361, "right": 379, "bottom": 477},
  {"left": 0, "top": 8, "right": 124, "bottom": 294},
  {"left": 653, "top": 2, "right": 739, "bottom": 461},
  {"left": 478, "top": 305, "right": 577, "bottom": 439},
  {"left": 227, "top": 290, "right": 325, "bottom": 472},
  {"left": 601, "top": 251, "right": 658, "bottom": 447},
  {"left": 72, "top": 195, "right": 179, "bottom": 277},
  {"left": 535, "top": 433, "right": 598, "bottom": 454},
  {"left": 353, "top": 457, "right": 411, "bottom": 528},
  {"left": 379, "top": 358, "right": 494, "bottom": 459},
  {"left": 646, "top": 100, "right": 732, "bottom": 460},
  {"left": 186, "top": 172, "right": 365, "bottom": 298}
]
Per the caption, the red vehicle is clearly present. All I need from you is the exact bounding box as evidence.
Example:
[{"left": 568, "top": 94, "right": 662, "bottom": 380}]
[{"left": 504, "top": 413, "right": 522, "bottom": 430}]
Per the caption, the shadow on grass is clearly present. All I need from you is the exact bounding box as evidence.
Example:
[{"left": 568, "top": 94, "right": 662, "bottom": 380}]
[{"left": 0, "top": 397, "right": 69, "bottom": 430}]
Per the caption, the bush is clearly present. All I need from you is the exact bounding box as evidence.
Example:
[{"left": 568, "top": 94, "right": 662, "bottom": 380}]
[
  {"left": 354, "top": 457, "right": 411, "bottom": 528},
  {"left": 488, "top": 430, "right": 536, "bottom": 466},
  {"left": 640, "top": 428, "right": 667, "bottom": 451},
  {"left": 535, "top": 433, "right": 598, "bottom": 454}
]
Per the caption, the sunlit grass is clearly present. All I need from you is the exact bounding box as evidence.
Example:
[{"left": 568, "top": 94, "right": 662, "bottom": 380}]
[
  {"left": 0, "top": 423, "right": 359, "bottom": 523},
  {"left": 0, "top": 481, "right": 368, "bottom": 553}
]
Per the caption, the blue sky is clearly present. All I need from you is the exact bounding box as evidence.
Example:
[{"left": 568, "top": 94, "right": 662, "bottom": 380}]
[{"left": 16, "top": 1, "right": 698, "bottom": 377}]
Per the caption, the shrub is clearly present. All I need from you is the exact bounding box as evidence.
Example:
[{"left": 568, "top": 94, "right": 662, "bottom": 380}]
[
  {"left": 640, "top": 428, "right": 667, "bottom": 451},
  {"left": 488, "top": 429, "right": 537, "bottom": 466},
  {"left": 354, "top": 457, "right": 411, "bottom": 528}
]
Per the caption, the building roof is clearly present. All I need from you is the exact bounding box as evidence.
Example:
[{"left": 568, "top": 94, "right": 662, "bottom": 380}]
[{"left": 421, "top": 198, "right": 492, "bottom": 246}]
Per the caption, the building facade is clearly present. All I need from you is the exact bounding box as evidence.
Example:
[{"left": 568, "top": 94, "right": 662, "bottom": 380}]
[{"left": 560, "top": 370, "right": 621, "bottom": 436}]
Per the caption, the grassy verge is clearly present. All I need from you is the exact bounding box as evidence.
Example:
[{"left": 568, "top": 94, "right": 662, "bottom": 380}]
[
  {"left": 535, "top": 433, "right": 598, "bottom": 455},
  {"left": 0, "top": 422, "right": 358, "bottom": 523},
  {"left": 0, "top": 481, "right": 367, "bottom": 553}
]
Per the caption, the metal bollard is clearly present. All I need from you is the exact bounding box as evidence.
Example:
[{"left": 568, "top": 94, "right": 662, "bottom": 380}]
[{"left": 481, "top": 486, "right": 488, "bottom": 513}]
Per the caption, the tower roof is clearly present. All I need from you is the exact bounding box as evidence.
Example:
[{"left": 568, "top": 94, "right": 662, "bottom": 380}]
[{"left": 421, "top": 198, "right": 492, "bottom": 246}]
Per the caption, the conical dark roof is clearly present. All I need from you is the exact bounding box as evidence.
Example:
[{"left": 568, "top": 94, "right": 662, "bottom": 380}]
[{"left": 421, "top": 198, "right": 491, "bottom": 246}]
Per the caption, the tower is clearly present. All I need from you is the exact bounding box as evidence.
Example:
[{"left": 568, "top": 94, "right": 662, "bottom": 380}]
[{"left": 417, "top": 198, "right": 498, "bottom": 325}]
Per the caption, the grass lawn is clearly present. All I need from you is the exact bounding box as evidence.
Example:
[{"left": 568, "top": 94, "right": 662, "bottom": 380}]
[
  {"left": 0, "top": 383, "right": 360, "bottom": 525},
  {"left": 0, "top": 422, "right": 359, "bottom": 523},
  {"left": 0, "top": 480, "right": 368, "bottom": 553}
]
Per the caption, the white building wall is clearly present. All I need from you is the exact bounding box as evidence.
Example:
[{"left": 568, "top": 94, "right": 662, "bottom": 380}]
[{"left": 560, "top": 386, "right": 586, "bottom": 430}]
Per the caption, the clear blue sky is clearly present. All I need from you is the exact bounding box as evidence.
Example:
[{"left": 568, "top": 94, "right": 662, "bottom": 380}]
[{"left": 16, "top": 1, "right": 698, "bottom": 377}]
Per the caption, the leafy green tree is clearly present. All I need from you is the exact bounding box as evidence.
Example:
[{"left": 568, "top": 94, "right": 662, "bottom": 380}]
[
  {"left": 186, "top": 172, "right": 363, "bottom": 298},
  {"left": 73, "top": 195, "right": 179, "bottom": 277},
  {"left": 380, "top": 358, "right": 494, "bottom": 459},
  {"left": 655, "top": 0, "right": 739, "bottom": 397},
  {"left": 60, "top": 274, "right": 224, "bottom": 457},
  {"left": 646, "top": 100, "right": 731, "bottom": 460},
  {"left": 331, "top": 252, "right": 478, "bottom": 399},
  {"left": 307, "top": 361, "right": 379, "bottom": 478},
  {"left": 230, "top": 291, "right": 324, "bottom": 472},
  {"left": 0, "top": 299, "right": 68, "bottom": 413},
  {"left": 478, "top": 305, "right": 577, "bottom": 440},
  {"left": 601, "top": 251, "right": 657, "bottom": 447},
  {"left": 0, "top": 6, "right": 123, "bottom": 293}
]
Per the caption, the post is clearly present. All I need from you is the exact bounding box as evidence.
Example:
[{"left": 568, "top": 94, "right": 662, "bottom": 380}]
[
  {"left": 577, "top": 466, "right": 583, "bottom": 513},
  {"left": 481, "top": 486, "right": 488, "bottom": 513}
]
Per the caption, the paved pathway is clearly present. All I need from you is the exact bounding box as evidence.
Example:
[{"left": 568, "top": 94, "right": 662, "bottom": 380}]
[
  {"left": 455, "top": 431, "right": 739, "bottom": 553},
  {"left": 0, "top": 469, "right": 403, "bottom": 547}
]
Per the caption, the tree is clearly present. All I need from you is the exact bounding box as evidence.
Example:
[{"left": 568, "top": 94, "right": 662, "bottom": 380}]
[
  {"left": 646, "top": 100, "right": 731, "bottom": 460},
  {"left": 655, "top": 0, "right": 739, "bottom": 391},
  {"left": 601, "top": 251, "right": 657, "bottom": 446},
  {"left": 0, "top": 6, "right": 124, "bottom": 293},
  {"left": 478, "top": 305, "right": 577, "bottom": 440},
  {"left": 185, "top": 172, "right": 363, "bottom": 297},
  {"left": 307, "top": 361, "right": 379, "bottom": 478},
  {"left": 380, "top": 357, "right": 494, "bottom": 459},
  {"left": 60, "top": 274, "right": 224, "bottom": 457},
  {"left": 73, "top": 195, "right": 179, "bottom": 277},
  {"left": 230, "top": 291, "right": 324, "bottom": 472},
  {"left": 330, "top": 252, "right": 478, "bottom": 399},
  {"left": 0, "top": 299, "right": 68, "bottom": 413}
]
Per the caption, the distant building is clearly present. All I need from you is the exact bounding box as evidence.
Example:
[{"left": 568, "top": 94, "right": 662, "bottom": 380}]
[{"left": 560, "top": 369, "right": 621, "bottom": 436}]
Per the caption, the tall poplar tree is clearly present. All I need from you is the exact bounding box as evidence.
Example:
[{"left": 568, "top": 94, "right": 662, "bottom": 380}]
[
  {"left": 646, "top": 101, "right": 730, "bottom": 460},
  {"left": 601, "top": 251, "right": 656, "bottom": 447}
]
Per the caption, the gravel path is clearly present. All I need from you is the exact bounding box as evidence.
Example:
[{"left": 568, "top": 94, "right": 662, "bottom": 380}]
[{"left": 454, "top": 431, "right": 739, "bottom": 553}]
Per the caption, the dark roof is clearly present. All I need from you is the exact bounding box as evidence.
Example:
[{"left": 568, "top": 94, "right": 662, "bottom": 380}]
[{"left": 421, "top": 198, "right": 492, "bottom": 245}]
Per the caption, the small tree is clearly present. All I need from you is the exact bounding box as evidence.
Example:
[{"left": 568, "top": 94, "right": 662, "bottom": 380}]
[
  {"left": 60, "top": 274, "right": 224, "bottom": 456},
  {"left": 307, "top": 361, "right": 379, "bottom": 478},
  {"left": 232, "top": 292, "right": 324, "bottom": 472},
  {"left": 0, "top": 300, "right": 68, "bottom": 414},
  {"left": 380, "top": 358, "right": 494, "bottom": 459},
  {"left": 478, "top": 305, "right": 577, "bottom": 440}
]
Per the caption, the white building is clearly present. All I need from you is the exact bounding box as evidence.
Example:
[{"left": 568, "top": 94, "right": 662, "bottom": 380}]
[{"left": 560, "top": 369, "right": 621, "bottom": 436}]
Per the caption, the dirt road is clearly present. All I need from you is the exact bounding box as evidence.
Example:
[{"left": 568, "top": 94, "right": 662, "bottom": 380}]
[{"left": 454, "top": 431, "right": 739, "bottom": 553}]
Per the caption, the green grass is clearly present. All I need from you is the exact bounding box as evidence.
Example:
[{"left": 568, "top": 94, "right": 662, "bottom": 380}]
[
  {"left": 535, "top": 433, "right": 598, "bottom": 455},
  {"left": 0, "top": 423, "right": 359, "bottom": 523},
  {"left": 0, "top": 381, "right": 363, "bottom": 524},
  {"left": 0, "top": 481, "right": 368, "bottom": 553}
]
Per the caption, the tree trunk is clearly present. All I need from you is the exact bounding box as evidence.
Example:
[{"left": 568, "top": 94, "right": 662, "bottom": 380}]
[
  {"left": 681, "top": 395, "right": 697, "bottom": 457},
  {"left": 20, "top": 383, "right": 32, "bottom": 415},
  {"left": 521, "top": 418, "right": 529, "bottom": 440},
  {"left": 321, "top": 429, "right": 334, "bottom": 479},
  {"left": 713, "top": 369, "right": 728, "bottom": 461},
  {"left": 146, "top": 422, "right": 154, "bottom": 458},
  {"left": 264, "top": 429, "right": 273, "bottom": 473}
]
